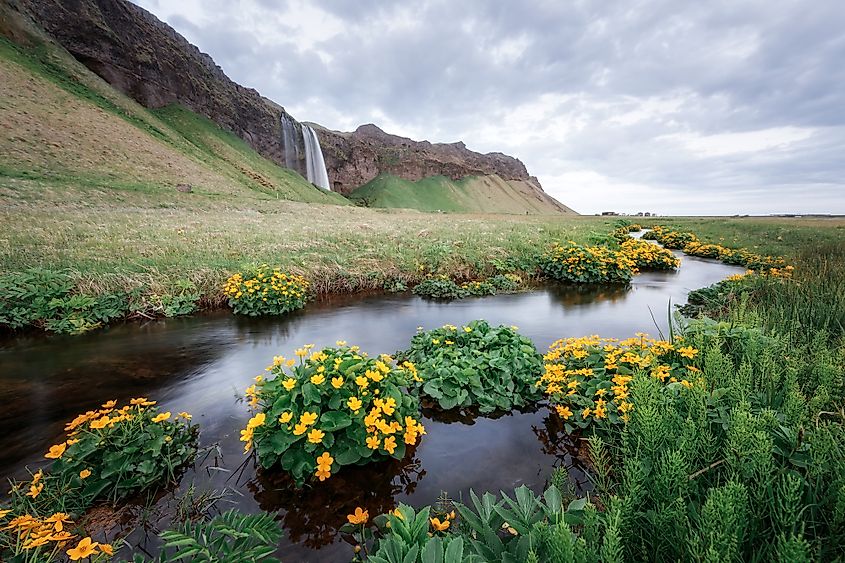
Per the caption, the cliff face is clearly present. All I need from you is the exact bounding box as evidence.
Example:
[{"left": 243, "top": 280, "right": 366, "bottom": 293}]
[
  {"left": 5, "top": 0, "right": 557, "bottom": 201},
  {"left": 315, "top": 123, "right": 535, "bottom": 195}
]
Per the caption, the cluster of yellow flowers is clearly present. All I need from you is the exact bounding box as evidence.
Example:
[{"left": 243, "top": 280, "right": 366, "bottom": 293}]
[
  {"left": 38, "top": 399, "right": 189, "bottom": 470},
  {"left": 542, "top": 241, "right": 638, "bottom": 284},
  {"left": 538, "top": 333, "right": 701, "bottom": 428},
  {"left": 647, "top": 226, "right": 794, "bottom": 277},
  {"left": 223, "top": 267, "right": 308, "bottom": 301},
  {"left": 0, "top": 510, "right": 112, "bottom": 560},
  {"left": 618, "top": 238, "right": 681, "bottom": 270},
  {"left": 242, "top": 343, "right": 425, "bottom": 484}
]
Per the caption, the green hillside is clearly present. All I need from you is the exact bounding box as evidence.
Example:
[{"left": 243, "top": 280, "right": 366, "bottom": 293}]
[
  {"left": 0, "top": 35, "right": 346, "bottom": 205},
  {"left": 348, "top": 174, "right": 574, "bottom": 215}
]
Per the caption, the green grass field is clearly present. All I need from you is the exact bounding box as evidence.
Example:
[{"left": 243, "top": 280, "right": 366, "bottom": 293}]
[{"left": 348, "top": 174, "right": 573, "bottom": 215}]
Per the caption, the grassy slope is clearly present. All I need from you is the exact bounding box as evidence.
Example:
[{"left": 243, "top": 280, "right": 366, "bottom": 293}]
[
  {"left": 0, "top": 36, "right": 345, "bottom": 205},
  {"left": 348, "top": 174, "right": 572, "bottom": 215}
]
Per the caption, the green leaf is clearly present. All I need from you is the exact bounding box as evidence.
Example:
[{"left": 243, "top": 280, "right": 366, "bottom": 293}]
[{"left": 320, "top": 411, "right": 352, "bottom": 431}]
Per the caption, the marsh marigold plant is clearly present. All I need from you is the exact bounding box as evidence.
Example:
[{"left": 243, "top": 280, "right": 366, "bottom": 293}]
[
  {"left": 38, "top": 399, "right": 197, "bottom": 504},
  {"left": 242, "top": 343, "right": 424, "bottom": 485},
  {"left": 539, "top": 242, "right": 637, "bottom": 284},
  {"left": 538, "top": 333, "right": 702, "bottom": 431},
  {"left": 618, "top": 238, "right": 680, "bottom": 270},
  {"left": 400, "top": 320, "right": 544, "bottom": 413},
  {"left": 223, "top": 265, "right": 309, "bottom": 316}
]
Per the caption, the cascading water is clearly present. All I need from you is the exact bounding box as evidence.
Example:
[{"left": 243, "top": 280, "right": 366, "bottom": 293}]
[
  {"left": 302, "top": 125, "right": 330, "bottom": 191},
  {"left": 280, "top": 113, "right": 331, "bottom": 191}
]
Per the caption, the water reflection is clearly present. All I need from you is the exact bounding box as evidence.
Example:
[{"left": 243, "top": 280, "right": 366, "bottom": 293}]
[{"left": 249, "top": 452, "right": 425, "bottom": 549}]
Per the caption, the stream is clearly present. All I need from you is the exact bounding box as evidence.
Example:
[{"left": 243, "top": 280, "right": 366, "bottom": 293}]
[{"left": 0, "top": 249, "right": 744, "bottom": 560}]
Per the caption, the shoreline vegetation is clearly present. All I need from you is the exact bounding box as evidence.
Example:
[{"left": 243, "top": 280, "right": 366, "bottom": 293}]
[{"left": 1, "top": 208, "right": 843, "bottom": 335}]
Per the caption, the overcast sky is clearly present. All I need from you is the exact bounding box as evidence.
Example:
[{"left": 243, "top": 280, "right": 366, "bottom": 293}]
[{"left": 134, "top": 0, "right": 844, "bottom": 215}]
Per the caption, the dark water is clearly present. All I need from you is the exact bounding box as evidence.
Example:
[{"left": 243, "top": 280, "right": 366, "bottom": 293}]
[{"left": 0, "top": 252, "right": 744, "bottom": 561}]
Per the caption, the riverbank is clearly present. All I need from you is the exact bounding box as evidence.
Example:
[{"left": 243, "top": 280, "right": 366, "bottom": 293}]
[{"left": 1, "top": 187, "right": 843, "bottom": 336}]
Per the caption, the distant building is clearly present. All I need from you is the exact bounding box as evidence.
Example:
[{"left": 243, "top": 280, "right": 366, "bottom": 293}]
[{"left": 601, "top": 211, "right": 619, "bottom": 216}]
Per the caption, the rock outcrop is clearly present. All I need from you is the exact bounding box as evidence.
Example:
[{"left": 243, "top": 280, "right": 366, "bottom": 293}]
[
  {"left": 314, "top": 123, "right": 534, "bottom": 195},
  {"left": 4, "top": 0, "right": 562, "bottom": 205}
]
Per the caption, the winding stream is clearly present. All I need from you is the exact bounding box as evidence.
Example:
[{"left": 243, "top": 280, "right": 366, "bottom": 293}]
[{"left": 0, "top": 250, "right": 744, "bottom": 560}]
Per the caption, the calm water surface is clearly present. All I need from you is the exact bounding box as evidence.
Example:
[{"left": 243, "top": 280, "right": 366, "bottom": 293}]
[{"left": 0, "top": 251, "right": 743, "bottom": 561}]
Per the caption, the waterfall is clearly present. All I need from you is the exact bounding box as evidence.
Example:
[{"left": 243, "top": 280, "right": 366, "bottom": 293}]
[
  {"left": 302, "top": 125, "right": 330, "bottom": 191},
  {"left": 280, "top": 113, "right": 331, "bottom": 191}
]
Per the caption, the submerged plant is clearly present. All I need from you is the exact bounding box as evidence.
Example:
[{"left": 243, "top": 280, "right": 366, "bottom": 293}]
[
  {"left": 243, "top": 343, "right": 424, "bottom": 485},
  {"left": 400, "top": 320, "right": 544, "bottom": 413}
]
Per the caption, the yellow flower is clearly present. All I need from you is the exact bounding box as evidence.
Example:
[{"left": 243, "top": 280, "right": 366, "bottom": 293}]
[
  {"left": 178, "top": 412, "right": 192, "bottom": 420},
  {"left": 247, "top": 412, "right": 266, "bottom": 429},
  {"left": 555, "top": 405, "right": 573, "bottom": 419},
  {"left": 0, "top": 509, "right": 10, "bottom": 519},
  {"left": 279, "top": 411, "right": 293, "bottom": 424},
  {"left": 282, "top": 378, "right": 297, "bottom": 391},
  {"left": 152, "top": 412, "right": 171, "bottom": 423},
  {"left": 307, "top": 428, "right": 325, "bottom": 444},
  {"left": 286, "top": 359, "right": 296, "bottom": 367},
  {"left": 314, "top": 467, "right": 331, "bottom": 481},
  {"left": 26, "top": 482, "right": 43, "bottom": 498},
  {"left": 381, "top": 398, "right": 397, "bottom": 416},
  {"left": 273, "top": 355, "right": 286, "bottom": 366},
  {"left": 331, "top": 376, "right": 344, "bottom": 389},
  {"left": 678, "top": 346, "right": 698, "bottom": 359},
  {"left": 79, "top": 469, "right": 92, "bottom": 479},
  {"left": 355, "top": 375, "right": 369, "bottom": 388},
  {"left": 316, "top": 452, "right": 334, "bottom": 470},
  {"left": 336, "top": 340, "right": 347, "bottom": 346},
  {"left": 383, "top": 436, "right": 397, "bottom": 454},
  {"left": 300, "top": 411, "right": 318, "bottom": 425},
  {"left": 89, "top": 416, "right": 109, "bottom": 429},
  {"left": 430, "top": 517, "right": 450, "bottom": 531},
  {"left": 67, "top": 537, "right": 99, "bottom": 560},
  {"left": 45, "top": 442, "right": 67, "bottom": 459},
  {"left": 130, "top": 397, "right": 156, "bottom": 406},
  {"left": 46, "top": 512, "right": 73, "bottom": 532},
  {"left": 366, "top": 435, "right": 381, "bottom": 449},
  {"left": 582, "top": 407, "right": 592, "bottom": 418},
  {"left": 295, "top": 348, "right": 308, "bottom": 358},
  {"left": 311, "top": 374, "right": 326, "bottom": 385},
  {"left": 347, "top": 397, "right": 363, "bottom": 412},
  {"left": 101, "top": 400, "right": 117, "bottom": 409},
  {"left": 293, "top": 423, "right": 308, "bottom": 436},
  {"left": 347, "top": 507, "right": 369, "bottom": 525},
  {"left": 432, "top": 339, "right": 440, "bottom": 345},
  {"left": 99, "top": 544, "right": 114, "bottom": 556},
  {"left": 403, "top": 430, "right": 417, "bottom": 445}
]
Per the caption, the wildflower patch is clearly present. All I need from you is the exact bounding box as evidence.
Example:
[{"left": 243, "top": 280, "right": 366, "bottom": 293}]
[
  {"left": 223, "top": 265, "right": 309, "bottom": 316},
  {"left": 243, "top": 343, "right": 424, "bottom": 486},
  {"left": 539, "top": 242, "right": 637, "bottom": 284},
  {"left": 537, "top": 333, "right": 701, "bottom": 432}
]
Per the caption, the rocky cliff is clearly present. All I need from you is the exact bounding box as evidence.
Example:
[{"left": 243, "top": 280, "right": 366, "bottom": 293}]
[
  {"left": 4, "top": 0, "right": 558, "bottom": 202},
  {"left": 314, "top": 123, "right": 535, "bottom": 195}
]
